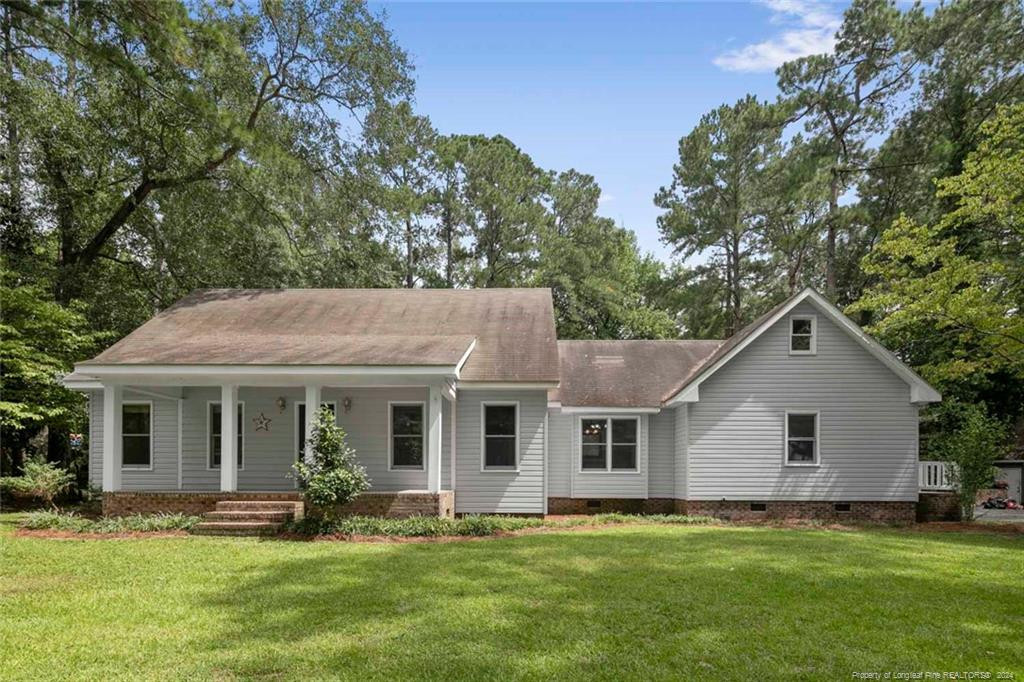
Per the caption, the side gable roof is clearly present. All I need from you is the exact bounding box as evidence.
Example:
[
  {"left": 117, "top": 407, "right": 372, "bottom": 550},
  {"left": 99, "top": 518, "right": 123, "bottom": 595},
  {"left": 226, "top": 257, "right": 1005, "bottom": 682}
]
[
  {"left": 663, "top": 288, "right": 941, "bottom": 405},
  {"left": 78, "top": 288, "right": 560, "bottom": 384}
]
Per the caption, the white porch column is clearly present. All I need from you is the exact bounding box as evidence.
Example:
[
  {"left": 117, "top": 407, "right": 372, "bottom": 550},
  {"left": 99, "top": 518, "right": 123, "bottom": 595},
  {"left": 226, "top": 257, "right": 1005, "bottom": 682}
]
[
  {"left": 102, "top": 384, "right": 123, "bottom": 492},
  {"left": 220, "top": 384, "right": 239, "bottom": 492},
  {"left": 427, "top": 384, "right": 443, "bottom": 493},
  {"left": 304, "top": 384, "right": 322, "bottom": 465}
]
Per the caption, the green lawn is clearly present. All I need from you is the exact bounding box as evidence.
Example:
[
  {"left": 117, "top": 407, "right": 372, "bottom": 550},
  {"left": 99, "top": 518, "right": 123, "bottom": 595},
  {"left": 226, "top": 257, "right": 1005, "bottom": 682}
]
[{"left": 1, "top": 514, "right": 1021, "bottom": 681}]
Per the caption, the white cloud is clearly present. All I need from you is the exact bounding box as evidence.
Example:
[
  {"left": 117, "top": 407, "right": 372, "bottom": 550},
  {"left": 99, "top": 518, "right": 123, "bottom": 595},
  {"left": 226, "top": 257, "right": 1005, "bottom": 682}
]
[
  {"left": 598, "top": 194, "right": 615, "bottom": 205},
  {"left": 713, "top": 0, "right": 841, "bottom": 73}
]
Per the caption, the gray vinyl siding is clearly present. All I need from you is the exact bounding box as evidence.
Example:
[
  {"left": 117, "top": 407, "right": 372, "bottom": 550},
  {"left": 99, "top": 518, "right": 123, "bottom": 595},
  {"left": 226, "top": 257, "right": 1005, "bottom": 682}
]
[
  {"left": 546, "top": 410, "right": 572, "bottom": 497},
  {"left": 88, "top": 388, "right": 180, "bottom": 491},
  {"left": 673, "top": 405, "right": 687, "bottom": 499},
  {"left": 688, "top": 300, "right": 920, "bottom": 502},
  {"left": 648, "top": 410, "right": 675, "bottom": 498},
  {"left": 455, "top": 390, "right": 546, "bottom": 514}
]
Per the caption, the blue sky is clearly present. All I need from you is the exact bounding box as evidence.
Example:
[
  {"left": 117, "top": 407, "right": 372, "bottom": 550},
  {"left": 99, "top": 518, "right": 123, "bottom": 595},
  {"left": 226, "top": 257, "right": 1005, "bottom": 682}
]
[{"left": 370, "top": 1, "right": 847, "bottom": 263}]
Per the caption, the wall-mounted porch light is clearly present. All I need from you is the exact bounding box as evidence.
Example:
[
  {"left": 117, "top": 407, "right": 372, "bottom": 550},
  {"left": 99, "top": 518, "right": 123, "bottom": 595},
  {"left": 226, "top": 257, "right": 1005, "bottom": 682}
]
[
  {"left": 342, "top": 396, "right": 352, "bottom": 413},
  {"left": 275, "top": 396, "right": 286, "bottom": 413}
]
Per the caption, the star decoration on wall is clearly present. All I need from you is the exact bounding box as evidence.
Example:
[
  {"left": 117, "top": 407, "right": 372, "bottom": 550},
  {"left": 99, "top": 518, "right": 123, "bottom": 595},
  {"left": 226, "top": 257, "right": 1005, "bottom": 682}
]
[{"left": 252, "top": 412, "right": 272, "bottom": 432}]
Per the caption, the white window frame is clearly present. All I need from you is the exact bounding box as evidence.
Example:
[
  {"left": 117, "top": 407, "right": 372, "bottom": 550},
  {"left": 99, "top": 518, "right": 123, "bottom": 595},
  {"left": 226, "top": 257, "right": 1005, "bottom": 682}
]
[
  {"left": 121, "top": 400, "right": 154, "bottom": 471},
  {"left": 294, "top": 400, "right": 338, "bottom": 462},
  {"left": 388, "top": 401, "right": 426, "bottom": 471},
  {"left": 789, "top": 314, "right": 817, "bottom": 355},
  {"left": 577, "top": 415, "right": 641, "bottom": 474},
  {"left": 206, "top": 400, "right": 246, "bottom": 471},
  {"left": 480, "top": 401, "right": 520, "bottom": 473},
  {"left": 784, "top": 410, "right": 820, "bottom": 467}
]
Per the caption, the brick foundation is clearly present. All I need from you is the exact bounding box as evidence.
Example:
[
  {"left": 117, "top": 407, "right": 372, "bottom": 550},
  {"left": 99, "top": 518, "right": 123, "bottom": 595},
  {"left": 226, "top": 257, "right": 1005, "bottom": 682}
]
[
  {"left": 684, "top": 499, "right": 916, "bottom": 523},
  {"left": 547, "top": 497, "right": 675, "bottom": 515},
  {"left": 102, "top": 491, "right": 302, "bottom": 517},
  {"left": 917, "top": 491, "right": 961, "bottom": 522},
  {"left": 103, "top": 490, "right": 454, "bottom": 519},
  {"left": 547, "top": 497, "right": 914, "bottom": 523},
  {"left": 326, "top": 491, "right": 455, "bottom": 519}
]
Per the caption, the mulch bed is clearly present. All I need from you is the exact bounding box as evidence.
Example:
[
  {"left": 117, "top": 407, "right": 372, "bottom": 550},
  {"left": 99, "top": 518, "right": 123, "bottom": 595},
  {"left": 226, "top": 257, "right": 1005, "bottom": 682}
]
[{"left": 14, "top": 528, "right": 190, "bottom": 540}]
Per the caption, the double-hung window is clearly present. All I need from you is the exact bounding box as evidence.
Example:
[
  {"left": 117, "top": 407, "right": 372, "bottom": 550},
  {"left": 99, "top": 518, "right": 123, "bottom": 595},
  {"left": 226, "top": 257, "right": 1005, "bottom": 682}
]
[
  {"left": 785, "top": 412, "right": 818, "bottom": 465},
  {"left": 390, "top": 403, "right": 425, "bottom": 469},
  {"left": 122, "top": 402, "right": 152, "bottom": 468},
  {"left": 790, "top": 315, "right": 816, "bottom": 354},
  {"left": 209, "top": 402, "right": 244, "bottom": 469},
  {"left": 482, "top": 403, "right": 518, "bottom": 470},
  {"left": 580, "top": 417, "right": 638, "bottom": 472}
]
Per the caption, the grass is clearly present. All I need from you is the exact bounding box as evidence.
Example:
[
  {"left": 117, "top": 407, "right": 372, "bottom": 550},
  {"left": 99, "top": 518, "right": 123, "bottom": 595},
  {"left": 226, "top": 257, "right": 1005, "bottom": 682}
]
[
  {"left": 287, "top": 512, "right": 718, "bottom": 537},
  {"left": 0, "top": 512, "right": 1021, "bottom": 680}
]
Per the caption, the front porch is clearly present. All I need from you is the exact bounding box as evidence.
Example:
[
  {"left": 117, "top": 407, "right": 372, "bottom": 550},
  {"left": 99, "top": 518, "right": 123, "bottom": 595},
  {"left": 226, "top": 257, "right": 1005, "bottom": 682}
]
[{"left": 72, "top": 377, "right": 458, "bottom": 517}]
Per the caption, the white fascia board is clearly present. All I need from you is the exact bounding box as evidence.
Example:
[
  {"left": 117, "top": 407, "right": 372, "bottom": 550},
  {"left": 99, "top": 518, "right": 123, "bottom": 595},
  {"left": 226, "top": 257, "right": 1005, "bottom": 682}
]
[
  {"left": 61, "top": 376, "right": 103, "bottom": 391},
  {"left": 454, "top": 339, "right": 477, "bottom": 379},
  {"left": 76, "top": 364, "right": 459, "bottom": 377},
  {"left": 559, "top": 406, "right": 661, "bottom": 414}
]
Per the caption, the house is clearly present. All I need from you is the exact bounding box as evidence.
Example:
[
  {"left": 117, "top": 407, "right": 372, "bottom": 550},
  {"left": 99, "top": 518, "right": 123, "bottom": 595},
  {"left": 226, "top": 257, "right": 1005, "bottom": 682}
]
[{"left": 63, "top": 286, "right": 941, "bottom": 523}]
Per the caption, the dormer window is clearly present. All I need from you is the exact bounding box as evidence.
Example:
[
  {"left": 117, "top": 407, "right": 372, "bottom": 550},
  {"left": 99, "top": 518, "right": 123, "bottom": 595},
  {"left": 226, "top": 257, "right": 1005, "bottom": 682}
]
[{"left": 789, "top": 315, "right": 816, "bottom": 355}]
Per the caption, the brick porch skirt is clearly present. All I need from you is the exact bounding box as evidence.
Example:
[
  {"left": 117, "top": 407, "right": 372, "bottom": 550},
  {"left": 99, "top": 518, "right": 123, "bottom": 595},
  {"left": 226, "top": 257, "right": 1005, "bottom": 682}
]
[
  {"left": 547, "top": 497, "right": 915, "bottom": 523},
  {"left": 103, "top": 490, "right": 455, "bottom": 519},
  {"left": 916, "top": 491, "right": 961, "bottom": 522}
]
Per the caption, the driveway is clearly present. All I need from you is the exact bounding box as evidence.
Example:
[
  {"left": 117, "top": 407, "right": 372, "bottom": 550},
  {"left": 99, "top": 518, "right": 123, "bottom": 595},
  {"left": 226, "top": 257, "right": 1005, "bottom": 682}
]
[{"left": 974, "top": 506, "right": 1024, "bottom": 522}]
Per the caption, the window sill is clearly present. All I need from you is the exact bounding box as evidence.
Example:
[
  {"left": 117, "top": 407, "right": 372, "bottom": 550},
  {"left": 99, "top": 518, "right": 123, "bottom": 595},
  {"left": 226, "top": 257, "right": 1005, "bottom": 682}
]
[
  {"left": 788, "top": 350, "right": 816, "bottom": 356},
  {"left": 783, "top": 462, "right": 820, "bottom": 468},
  {"left": 577, "top": 469, "right": 642, "bottom": 475},
  {"left": 121, "top": 465, "right": 153, "bottom": 471},
  {"left": 389, "top": 465, "right": 426, "bottom": 472},
  {"left": 480, "top": 467, "right": 519, "bottom": 474}
]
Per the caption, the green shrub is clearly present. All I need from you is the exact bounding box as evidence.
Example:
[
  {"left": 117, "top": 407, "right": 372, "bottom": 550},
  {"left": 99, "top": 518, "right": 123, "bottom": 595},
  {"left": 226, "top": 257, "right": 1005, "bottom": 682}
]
[
  {"left": 2, "top": 459, "right": 76, "bottom": 509},
  {"left": 929, "top": 401, "right": 1013, "bottom": 521},
  {"left": 20, "top": 511, "right": 201, "bottom": 533},
  {"left": 292, "top": 407, "right": 370, "bottom": 516}
]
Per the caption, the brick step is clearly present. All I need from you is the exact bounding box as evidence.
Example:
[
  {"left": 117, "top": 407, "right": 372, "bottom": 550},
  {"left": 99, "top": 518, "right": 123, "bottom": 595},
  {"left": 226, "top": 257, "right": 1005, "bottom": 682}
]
[
  {"left": 191, "top": 521, "right": 284, "bottom": 536},
  {"left": 215, "top": 500, "right": 301, "bottom": 512},
  {"left": 203, "top": 510, "right": 293, "bottom": 522}
]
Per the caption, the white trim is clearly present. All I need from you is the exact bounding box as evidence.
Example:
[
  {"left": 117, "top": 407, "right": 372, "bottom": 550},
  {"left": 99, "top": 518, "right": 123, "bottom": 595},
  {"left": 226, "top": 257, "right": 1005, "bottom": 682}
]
[
  {"left": 450, "top": 398, "right": 457, "bottom": 491},
  {"left": 560, "top": 406, "right": 661, "bottom": 414},
  {"left": 543, "top": 408, "right": 549, "bottom": 515},
  {"left": 788, "top": 314, "right": 817, "bottom": 356},
  {"left": 459, "top": 382, "right": 559, "bottom": 390},
  {"left": 124, "top": 386, "right": 182, "bottom": 401},
  {"left": 176, "top": 396, "right": 183, "bottom": 490},
  {"left": 76, "top": 364, "right": 461, "bottom": 377},
  {"left": 294, "top": 400, "right": 338, "bottom": 462},
  {"left": 480, "top": 401, "right": 520, "bottom": 473},
  {"left": 62, "top": 376, "right": 103, "bottom": 390},
  {"left": 664, "top": 288, "right": 941, "bottom": 405},
  {"left": 120, "top": 400, "right": 154, "bottom": 471},
  {"left": 547, "top": 400, "right": 562, "bottom": 410},
  {"left": 454, "top": 339, "right": 477, "bottom": 378},
  {"left": 205, "top": 400, "right": 246, "bottom": 471},
  {"left": 388, "top": 401, "right": 427, "bottom": 471},
  {"left": 783, "top": 410, "right": 820, "bottom": 467},
  {"left": 576, "top": 414, "right": 641, "bottom": 474}
]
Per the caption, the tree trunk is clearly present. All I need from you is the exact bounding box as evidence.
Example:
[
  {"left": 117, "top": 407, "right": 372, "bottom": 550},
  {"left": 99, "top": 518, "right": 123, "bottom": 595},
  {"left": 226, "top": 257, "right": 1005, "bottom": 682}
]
[
  {"left": 1, "top": 4, "right": 27, "bottom": 256},
  {"left": 722, "top": 237, "right": 735, "bottom": 337},
  {"left": 730, "top": 230, "right": 742, "bottom": 334},
  {"left": 825, "top": 164, "right": 839, "bottom": 299},
  {"left": 404, "top": 217, "right": 414, "bottom": 288}
]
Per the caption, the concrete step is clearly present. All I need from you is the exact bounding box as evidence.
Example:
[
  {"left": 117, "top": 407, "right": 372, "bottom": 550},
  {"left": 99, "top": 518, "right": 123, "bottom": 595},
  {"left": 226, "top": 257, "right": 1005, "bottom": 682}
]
[
  {"left": 204, "top": 510, "right": 293, "bottom": 522},
  {"left": 215, "top": 500, "right": 301, "bottom": 512},
  {"left": 191, "top": 521, "right": 284, "bottom": 536}
]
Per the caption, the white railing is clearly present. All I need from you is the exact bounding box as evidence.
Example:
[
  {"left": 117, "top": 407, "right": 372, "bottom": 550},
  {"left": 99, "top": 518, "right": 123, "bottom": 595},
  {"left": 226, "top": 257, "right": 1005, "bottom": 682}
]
[{"left": 919, "top": 461, "right": 956, "bottom": 490}]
